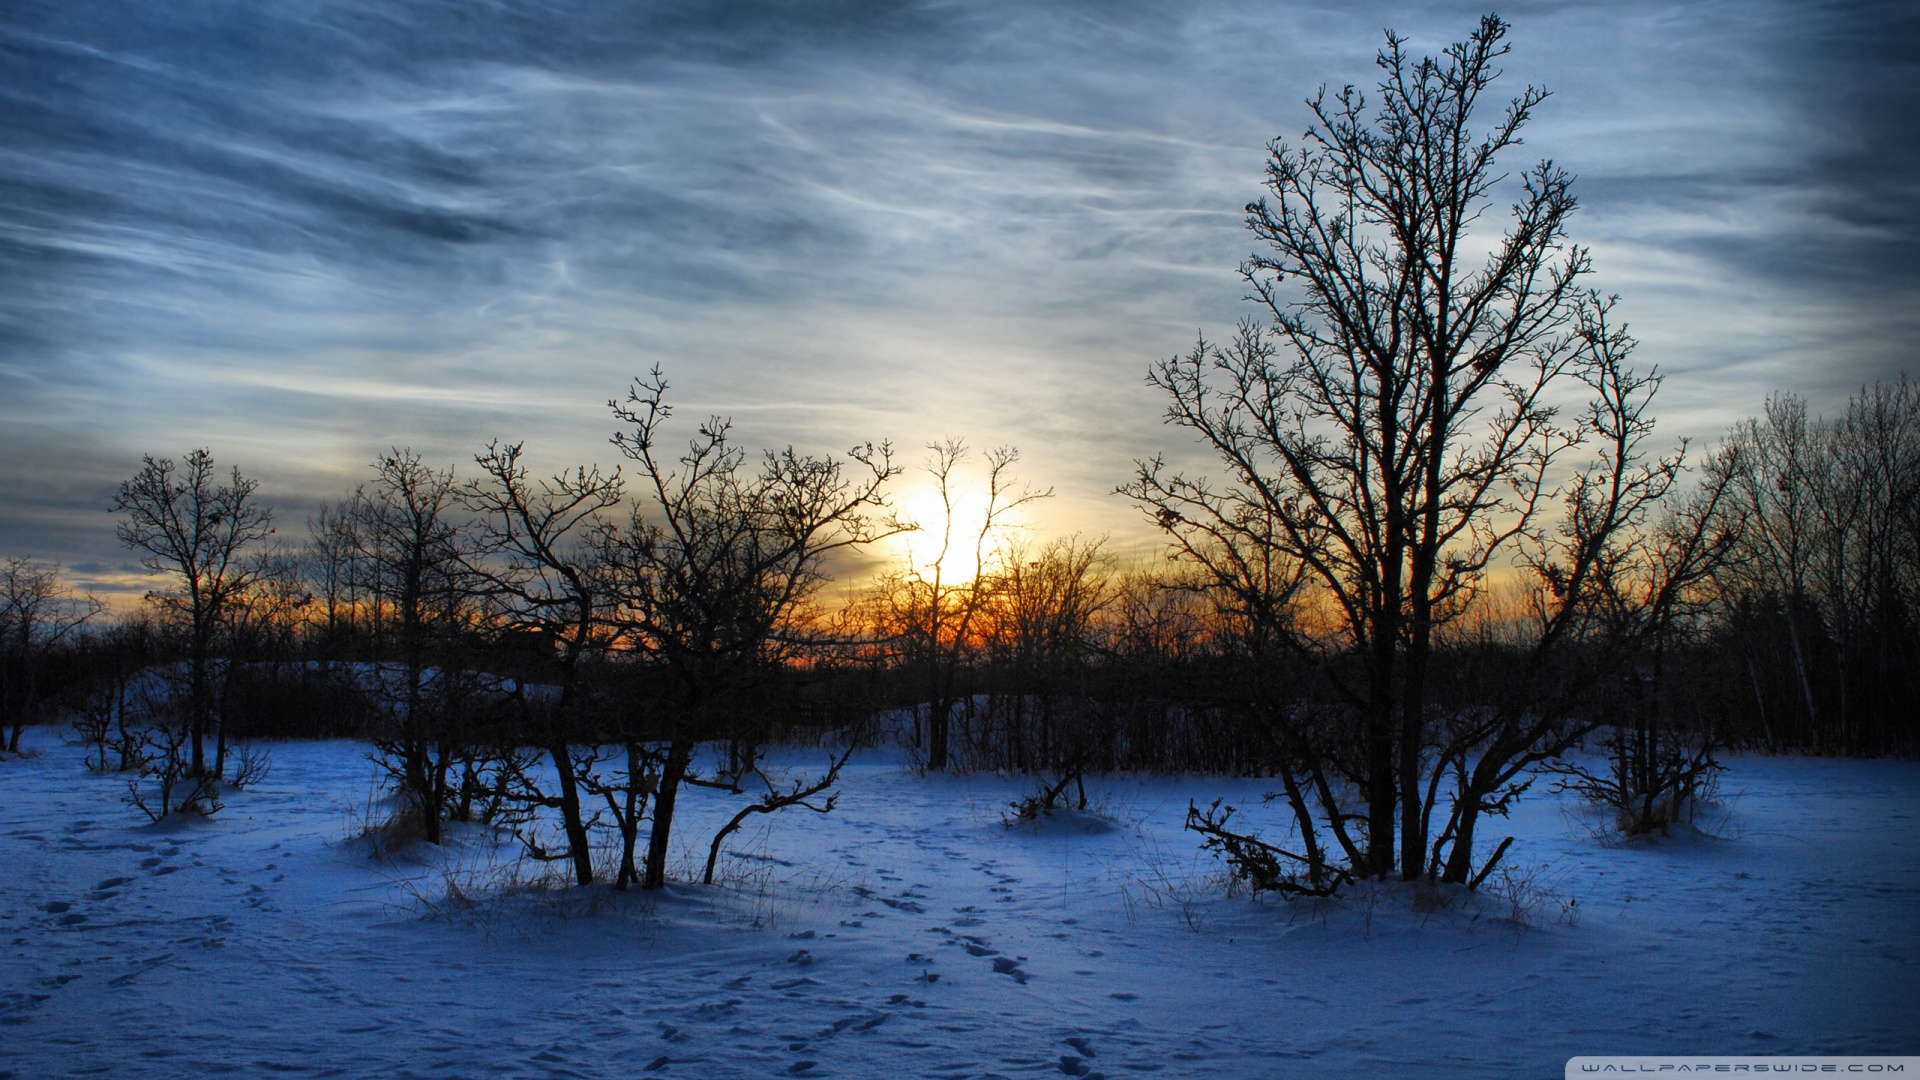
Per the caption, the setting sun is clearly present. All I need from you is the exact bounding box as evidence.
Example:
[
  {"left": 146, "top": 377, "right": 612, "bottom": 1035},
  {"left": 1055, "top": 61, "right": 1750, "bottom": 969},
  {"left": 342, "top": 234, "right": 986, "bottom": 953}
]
[{"left": 887, "top": 479, "right": 993, "bottom": 583}]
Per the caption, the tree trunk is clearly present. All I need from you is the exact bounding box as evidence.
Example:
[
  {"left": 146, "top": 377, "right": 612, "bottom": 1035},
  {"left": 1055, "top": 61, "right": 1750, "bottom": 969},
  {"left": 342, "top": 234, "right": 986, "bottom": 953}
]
[
  {"left": 1743, "top": 652, "right": 1774, "bottom": 752},
  {"left": 614, "top": 741, "right": 648, "bottom": 891},
  {"left": 1441, "top": 798, "right": 1481, "bottom": 885},
  {"left": 1783, "top": 600, "right": 1819, "bottom": 751},
  {"left": 1366, "top": 621, "right": 1399, "bottom": 879},
  {"left": 1398, "top": 638, "right": 1431, "bottom": 881},
  {"left": 926, "top": 697, "right": 949, "bottom": 771},
  {"left": 1365, "top": 695, "right": 1397, "bottom": 879},
  {"left": 189, "top": 631, "right": 209, "bottom": 777},
  {"left": 642, "top": 737, "right": 693, "bottom": 890},
  {"left": 214, "top": 693, "right": 229, "bottom": 782},
  {"left": 429, "top": 745, "right": 451, "bottom": 840},
  {"left": 548, "top": 741, "right": 595, "bottom": 886}
]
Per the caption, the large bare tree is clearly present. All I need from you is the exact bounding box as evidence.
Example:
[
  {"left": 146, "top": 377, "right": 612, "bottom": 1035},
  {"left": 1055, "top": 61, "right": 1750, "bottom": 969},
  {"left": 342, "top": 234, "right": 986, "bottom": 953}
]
[
  {"left": 1125, "top": 16, "right": 1699, "bottom": 885},
  {"left": 114, "top": 449, "right": 274, "bottom": 776}
]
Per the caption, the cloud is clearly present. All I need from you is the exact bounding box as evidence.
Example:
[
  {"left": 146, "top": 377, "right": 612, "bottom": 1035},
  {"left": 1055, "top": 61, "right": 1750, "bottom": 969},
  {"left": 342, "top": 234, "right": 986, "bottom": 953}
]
[{"left": 1, "top": 0, "right": 1912, "bottom": 584}]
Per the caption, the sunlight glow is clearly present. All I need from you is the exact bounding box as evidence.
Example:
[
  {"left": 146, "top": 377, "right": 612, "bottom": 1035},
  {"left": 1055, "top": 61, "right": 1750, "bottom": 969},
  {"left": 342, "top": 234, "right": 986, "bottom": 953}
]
[{"left": 887, "top": 479, "right": 994, "bottom": 584}]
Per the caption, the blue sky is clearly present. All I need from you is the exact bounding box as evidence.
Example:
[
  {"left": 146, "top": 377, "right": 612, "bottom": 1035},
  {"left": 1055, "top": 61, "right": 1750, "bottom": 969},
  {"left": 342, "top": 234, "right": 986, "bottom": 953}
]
[{"left": 2, "top": 0, "right": 1915, "bottom": 593}]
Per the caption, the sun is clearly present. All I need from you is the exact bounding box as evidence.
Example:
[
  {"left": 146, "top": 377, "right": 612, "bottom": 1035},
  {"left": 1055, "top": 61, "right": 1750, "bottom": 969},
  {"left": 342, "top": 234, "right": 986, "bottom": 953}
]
[{"left": 887, "top": 479, "right": 992, "bottom": 584}]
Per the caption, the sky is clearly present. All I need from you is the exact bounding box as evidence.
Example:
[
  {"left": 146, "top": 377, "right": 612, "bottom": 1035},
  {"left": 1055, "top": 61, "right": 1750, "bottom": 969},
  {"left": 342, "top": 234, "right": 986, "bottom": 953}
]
[{"left": 2, "top": 0, "right": 1916, "bottom": 598}]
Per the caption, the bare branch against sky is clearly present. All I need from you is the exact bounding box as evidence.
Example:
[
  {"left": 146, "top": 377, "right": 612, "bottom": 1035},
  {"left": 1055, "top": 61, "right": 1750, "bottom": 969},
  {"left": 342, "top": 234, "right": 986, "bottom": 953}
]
[{"left": 1, "top": 0, "right": 1914, "bottom": 593}]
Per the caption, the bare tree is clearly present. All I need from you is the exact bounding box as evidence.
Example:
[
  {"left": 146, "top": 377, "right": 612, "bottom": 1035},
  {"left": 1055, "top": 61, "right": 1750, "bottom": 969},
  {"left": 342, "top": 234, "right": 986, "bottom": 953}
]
[
  {"left": 72, "top": 615, "right": 158, "bottom": 773},
  {"left": 977, "top": 534, "right": 1115, "bottom": 775},
  {"left": 881, "top": 441, "right": 1050, "bottom": 771},
  {"left": 1, "top": 559, "right": 106, "bottom": 754},
  {"left": 1721, "top": 397, "right": 1826, "bottom": 746},
  {"left": 306, "top": 500, "right": 363, "bottom": 660},
  {"left": 701, "top": 741, "right": 855, "bottom": 885},
  {"left": 351, "top": 449, "right": 476, "bottom": 845},
  {"left": 1713, "top": 378, "right": 1920, "bottom": 755},
  {"left": 599, "top": 367, "right": 905, "bottom": 890},
  {"left": 113, "top": 449, "right": 274, "bottom": 776},
  {"left": 463, "top": 440, "right": 624, "bottom": 886},
  {"left": 1125, "top": 17, "right": 1695, "bottom": 885}
]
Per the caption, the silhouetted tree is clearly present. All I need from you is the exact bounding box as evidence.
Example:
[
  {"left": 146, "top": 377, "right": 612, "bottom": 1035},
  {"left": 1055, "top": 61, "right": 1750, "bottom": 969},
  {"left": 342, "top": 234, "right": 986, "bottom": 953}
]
[
  {"left": 1, "top": 559, "right": 105, "bottom": 754},
  {"left": 880, "top": 441, "right": 1048, "bottom": 771},
  {"left": 113, "top": 449, "right": 274, "bottom": 776},
  {"left": 1125, "top": 16, "right": 1701, "bottom": 886},
  {"left": 306, "top": 500, "right": 364, "bottom": 660},
  {"left": 464, "top": 440, "right": 624, "bottom": 886},
  {"left": 976, "top": 535, "right": 1114, "bottom": 775},
  {"left": 351, "top": 449, "right": 475, "bottom": 845},
  {"left": 1713, "top": 378, "right": 1920, "bottom": 754},
  {"left": 599, "top": 368, "right": 904, "bottom": 890}
]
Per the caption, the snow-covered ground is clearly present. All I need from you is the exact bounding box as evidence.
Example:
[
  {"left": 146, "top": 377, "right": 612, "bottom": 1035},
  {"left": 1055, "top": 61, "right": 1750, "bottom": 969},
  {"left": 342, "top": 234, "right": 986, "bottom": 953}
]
[{"left": 3, "top": 729, "right": 1916, "bottom": 1079}]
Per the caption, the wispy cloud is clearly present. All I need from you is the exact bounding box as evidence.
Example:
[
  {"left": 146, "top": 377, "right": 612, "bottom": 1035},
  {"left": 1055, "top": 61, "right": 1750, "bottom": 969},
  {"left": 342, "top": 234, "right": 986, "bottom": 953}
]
[{"left": 2, "top": 0, "right": 1913, "bottom": 589}]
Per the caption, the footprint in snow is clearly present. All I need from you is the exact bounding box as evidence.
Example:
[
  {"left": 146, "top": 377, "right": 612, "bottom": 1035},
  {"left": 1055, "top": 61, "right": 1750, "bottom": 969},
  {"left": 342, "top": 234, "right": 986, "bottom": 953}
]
[
  {"left": 817, "top": 1015, "right": 865, "bottom": 1037},
  {"left": 1059, "top": 1054, "right": 1100, "bottom": 1077},
  {"left": 992, "top": 957, "right": 1029, "bottom": 984},
  {"left": 40, "top": 901, "right": 70, "bottom": 914}
]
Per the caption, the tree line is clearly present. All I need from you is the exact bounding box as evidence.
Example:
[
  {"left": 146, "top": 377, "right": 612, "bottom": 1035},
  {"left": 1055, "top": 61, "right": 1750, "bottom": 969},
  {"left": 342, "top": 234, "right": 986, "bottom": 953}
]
[{"left": 2, "top": 15, "right": 1914, "bottom": 899}]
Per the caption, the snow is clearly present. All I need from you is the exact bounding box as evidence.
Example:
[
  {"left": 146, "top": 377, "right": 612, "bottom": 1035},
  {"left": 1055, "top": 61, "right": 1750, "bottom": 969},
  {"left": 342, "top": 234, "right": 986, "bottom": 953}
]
[{"left": 3, "top": 729, "right": 1916, "bottom": 1079}]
